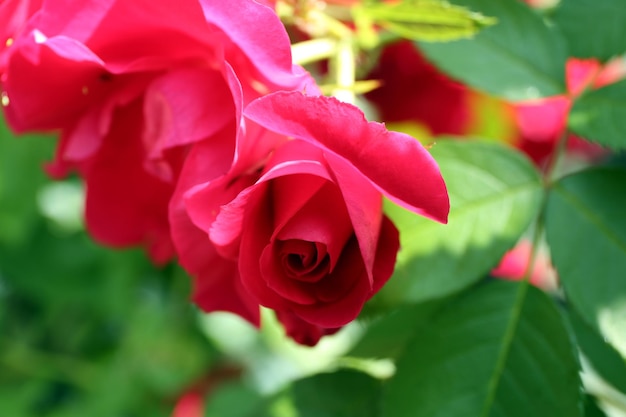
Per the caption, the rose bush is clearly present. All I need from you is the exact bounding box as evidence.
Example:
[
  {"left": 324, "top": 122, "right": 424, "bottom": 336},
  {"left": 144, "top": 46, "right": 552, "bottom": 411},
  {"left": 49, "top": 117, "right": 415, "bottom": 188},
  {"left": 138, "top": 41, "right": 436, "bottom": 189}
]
[
  {"left": 0, "top": 0, "right": 306, "bottom": 262},
  {"left": 173, "top": 91, "right": 449, "bottom": 345}
]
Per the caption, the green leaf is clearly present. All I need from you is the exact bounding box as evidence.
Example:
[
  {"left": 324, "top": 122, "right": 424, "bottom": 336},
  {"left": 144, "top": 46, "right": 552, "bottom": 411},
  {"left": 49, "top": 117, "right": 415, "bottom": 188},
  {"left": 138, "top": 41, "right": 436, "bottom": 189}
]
[
  {"left": 0, "top": 118, "right": 55, "bottom": 245},
  {"left": 584, "top": 395, "right": 608, "bottom": 417},
  {"left": 382, "top": 281, "right": 583, "bottom": 417},
  {"left": 552, "top": 0, "right": 626, "bottom": 61},
  {"left": 380, "top": 140, "right": 542, "bottom": 304},
  {"left": 354, "top": 0, "right": 496, "bottom": 43},
  {"left": 566, "top": 308, "right": 626, "bottom": 395},
  {"left": 350, "top": 298, "right": 450, "bottom": 359},
  {"left": 204, "top": 381, "right": 276, "bottom": 417},
  {"left": 568, "top": 80, "right": 626, "bottom": 150},
  {"left": 417, "top": 0, "right": 567, "bottom": 100},
  {"left": 293, "top": 370, "right": 381, "bottom": 417},
  {"left": 546, "top": 167, "right": 626, "bottom": 358}
]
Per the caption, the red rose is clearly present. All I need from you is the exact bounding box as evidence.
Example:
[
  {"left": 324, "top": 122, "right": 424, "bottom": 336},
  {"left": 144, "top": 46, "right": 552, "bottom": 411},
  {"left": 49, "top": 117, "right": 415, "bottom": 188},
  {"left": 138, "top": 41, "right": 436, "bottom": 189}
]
[
  {"left": 1, "top": 0, "right": 305, "bottom": 262},
  {"left": 365, "top": 40, "right": 471, "bottom": 136},
  {"left": 176, "top": 92, "right": 449, "bottom": 343}
]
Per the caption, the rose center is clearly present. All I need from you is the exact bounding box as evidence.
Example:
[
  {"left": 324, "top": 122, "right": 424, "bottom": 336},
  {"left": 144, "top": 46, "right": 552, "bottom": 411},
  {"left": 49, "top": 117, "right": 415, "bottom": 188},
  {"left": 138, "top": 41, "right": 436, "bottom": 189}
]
[{"left": 280, "top": 240, "right": 329, "bottom": 283}]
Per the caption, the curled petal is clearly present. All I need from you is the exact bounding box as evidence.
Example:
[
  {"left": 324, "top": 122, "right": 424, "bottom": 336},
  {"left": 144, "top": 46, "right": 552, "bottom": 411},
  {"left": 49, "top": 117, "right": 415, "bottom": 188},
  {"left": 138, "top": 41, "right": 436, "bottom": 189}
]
[
  {"left": 244, "top": 91, "right": 449, "bottom": 223},
  {"left": 199, "top": 0, "right": 306, "bottom": 91}
]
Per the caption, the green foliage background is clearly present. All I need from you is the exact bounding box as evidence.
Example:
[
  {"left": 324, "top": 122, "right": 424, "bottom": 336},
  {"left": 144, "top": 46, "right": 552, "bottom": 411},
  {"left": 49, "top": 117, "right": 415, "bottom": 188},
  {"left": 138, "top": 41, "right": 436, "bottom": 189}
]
[{"left": 0, "top": 125, "right": 216, "bottom": 416}]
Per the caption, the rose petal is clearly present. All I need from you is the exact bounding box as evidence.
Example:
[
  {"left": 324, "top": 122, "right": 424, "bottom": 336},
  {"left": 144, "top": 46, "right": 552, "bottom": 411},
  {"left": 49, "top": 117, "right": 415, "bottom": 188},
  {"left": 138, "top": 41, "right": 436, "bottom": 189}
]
[
  {"left": 291, "top": 217, "right": 398, "bottom": 328},
  {"left": 278, "top": 240, "right": 329, "bottom": 282},
  {"left": 312, "top": 237, "right": 364, "bottom": 304},
  {"left": 273, "top": 177, "right": 353, "bottom": 271},
  {"left": 259, "top": 243, "right": 319, "bottom": 305},
  {"left": 566, "top": 58, "right": 601, "bottom": 97},
  {"left": 49, "top": 0, "right": 213, "bottom": 67},
  {"left": 3, "top": 40, "right": 105, "bottom": 131},
  {"left": 238, "top": 183, "right": 304, "bottom": 310},
  {"left": 198, "top": 0, "right": 305, "bottom": 91},
  {"left": 174, "top": 125, "right": 239, "bottom": 242},
  {"left": 0, "top": 0, "right": 42, "bottom": 45},
  {"left": 170, "top": 195, "right": 260, "bottom": 325},
  {"left": 371, "top": 215, "right": 400, "bottom": 293},
  {"left": 186, "top": 172, "right": 257, "bottom": 260},
  {"left": 244, "top": 91, "right": 449, "bottom": 223},
  {"left": 324, "top": 152, "right": 382, "bottom": 283},
  {"left": 169, "top": 137, "right": 260, "bottom": 324},
  {"left": 292, "top": 243, "right": 370, "bottom": 328},
  {"left": 82, "top": 100, "right": 175, "bottom": 263},
  {"left": 275, "top": 310, "right": 341, "bottom": 346},
  {"left": 143, "top": 67, "right": 235, "bottom": 157},
  {"left": 210, "top": 140, "right": 332, "bottom": 256}
]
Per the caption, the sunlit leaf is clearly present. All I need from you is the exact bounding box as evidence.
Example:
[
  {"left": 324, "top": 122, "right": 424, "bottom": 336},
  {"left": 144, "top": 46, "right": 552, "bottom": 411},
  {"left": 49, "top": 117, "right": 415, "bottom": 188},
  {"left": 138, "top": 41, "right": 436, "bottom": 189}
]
[
  {"left": 584, "top": 395, "right": 609, "bottom": 417},
  {"left": 567, "top": 308, "right": 626, "bottom": 396},
  {"left": 354, "top": 0, "right": 496, "bottom": 43},
  {"left": 552, "top": 0, "right": 626, "bottom": 61},
  {"left": 546, "top": 168, "right": 626, "bottom": 358},
  {"left": 380, "top": 140, "right": 542, "bottom": 304},
  {"left": 417, "top": 0, "right": 567, "bottom": 100}
]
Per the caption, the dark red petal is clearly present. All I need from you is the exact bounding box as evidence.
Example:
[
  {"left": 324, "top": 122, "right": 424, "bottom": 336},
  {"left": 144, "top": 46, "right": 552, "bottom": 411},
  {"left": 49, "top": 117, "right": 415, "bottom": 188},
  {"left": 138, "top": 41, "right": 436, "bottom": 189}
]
[
  {"left": 275, "top": 310, "right": 342, "bottom": 346},
  {"left": 371, "top": 215, "right": 400, "bottom": 293},
  {"left": 324, "top": 152, "right": 382, "bottom": 283},
  {"left": 259, "top": 243, "right": 319, "bottom": 305},
  {"left": 273, "top": 177, "right": 352, "bottom": 270},
  {"left": 238, "top": 183, "right": 293, "bottom": 310}
]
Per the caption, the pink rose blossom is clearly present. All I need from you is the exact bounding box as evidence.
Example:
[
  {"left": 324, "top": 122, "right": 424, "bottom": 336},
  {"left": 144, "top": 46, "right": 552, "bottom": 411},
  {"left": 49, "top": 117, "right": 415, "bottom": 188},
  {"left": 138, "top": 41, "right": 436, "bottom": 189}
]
[
  {"left": 491, "top": 239, "right": 558, "bottom": 291},
  {"left": 173, "top": 91, "right": 449, "bottom": 344},
  {"left": 1, "top": 0, "right": 305, "bottom": 262},
  {"left": 172, "top": 391, "right": 203, "bottom": 417},
  {"left": 513, "top": 58, "right": 625, "bottom": 166}
]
